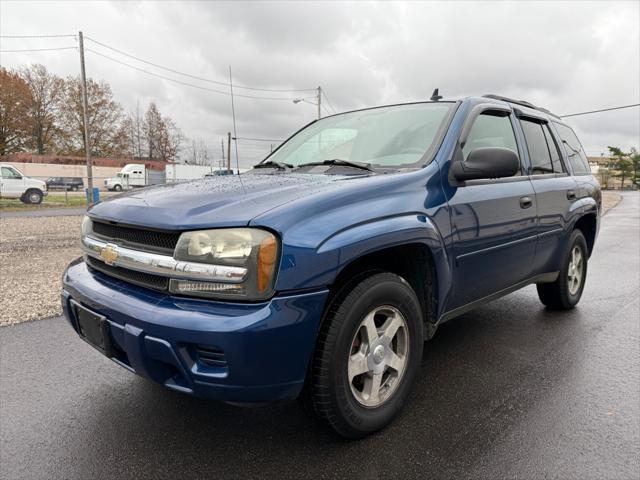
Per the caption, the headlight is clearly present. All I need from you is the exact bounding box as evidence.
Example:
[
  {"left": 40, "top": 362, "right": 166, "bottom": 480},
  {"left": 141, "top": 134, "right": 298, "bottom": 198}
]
[
  {"left": 81, "top": 215, "right": 92, "bottom": 236},
  {"left": 171, "top": 228, "right": 279, "bottom": 301}
]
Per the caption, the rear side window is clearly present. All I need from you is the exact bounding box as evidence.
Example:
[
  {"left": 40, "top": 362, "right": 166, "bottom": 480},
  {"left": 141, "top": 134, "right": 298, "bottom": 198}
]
[
  {"left": 543, "top": 126, "right": 565, "bottom": 173},
  {"left": 462, "top": 113, "right": 519, "bottom": 161},
  {"left": 520, "top": 119, "right": 566, "bottom": 174},
  {"left": 553, "top": 123, "right": 591, "bottom": 174}
]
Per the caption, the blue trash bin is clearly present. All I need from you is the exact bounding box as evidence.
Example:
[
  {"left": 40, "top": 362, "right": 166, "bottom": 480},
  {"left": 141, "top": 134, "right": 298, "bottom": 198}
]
[{"left": 85, "top": 187, "right": 100, "bottom": 204}]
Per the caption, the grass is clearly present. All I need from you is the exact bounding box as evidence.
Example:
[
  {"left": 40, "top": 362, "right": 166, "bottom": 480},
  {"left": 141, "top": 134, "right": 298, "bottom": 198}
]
[{"left": 0, "top": 194, "right": 88, "bottom": 211}]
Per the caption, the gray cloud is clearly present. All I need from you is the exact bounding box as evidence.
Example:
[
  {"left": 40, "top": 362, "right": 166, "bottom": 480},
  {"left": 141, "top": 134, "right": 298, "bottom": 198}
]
[{"left": 1, "top": 0, "right": 638, "bottom": 166}]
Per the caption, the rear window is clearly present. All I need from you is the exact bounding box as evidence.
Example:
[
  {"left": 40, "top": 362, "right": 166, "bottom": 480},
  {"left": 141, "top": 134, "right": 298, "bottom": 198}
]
[
  {"left": 520, "top": 119, "right": 566, "bottom": 174},
  {"left": 553, "top": 123, "right": 591, "bottom": 175}
]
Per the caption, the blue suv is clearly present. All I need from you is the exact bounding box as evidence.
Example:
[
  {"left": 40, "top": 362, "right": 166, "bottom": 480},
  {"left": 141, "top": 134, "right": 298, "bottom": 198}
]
[{"left": 62, "top": 95, "right": 600, "bottom": 438}]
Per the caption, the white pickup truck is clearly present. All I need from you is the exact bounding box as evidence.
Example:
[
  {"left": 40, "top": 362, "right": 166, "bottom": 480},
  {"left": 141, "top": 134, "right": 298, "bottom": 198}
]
[{"left": 0, "top": 163, "right": 48, "bottom": 204}]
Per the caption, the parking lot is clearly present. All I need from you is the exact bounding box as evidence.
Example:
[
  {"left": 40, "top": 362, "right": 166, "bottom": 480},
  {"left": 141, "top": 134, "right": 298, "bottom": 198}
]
[{"left": 0, "top": 191, "right": 637, "bottom": 479}]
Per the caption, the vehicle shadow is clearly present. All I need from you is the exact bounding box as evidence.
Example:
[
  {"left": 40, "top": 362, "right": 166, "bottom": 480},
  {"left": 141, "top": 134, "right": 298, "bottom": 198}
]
[{"left": 67, "top": 288, "right": 583, "bottom": 479}]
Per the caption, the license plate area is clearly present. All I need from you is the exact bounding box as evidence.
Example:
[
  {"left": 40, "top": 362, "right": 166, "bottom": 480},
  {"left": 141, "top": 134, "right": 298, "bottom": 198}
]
[{"left": 70, "top": 300, "right": 116, "bottom": 358}]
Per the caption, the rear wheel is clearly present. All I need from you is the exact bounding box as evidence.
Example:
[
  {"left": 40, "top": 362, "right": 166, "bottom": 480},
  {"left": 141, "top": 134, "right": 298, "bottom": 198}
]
[
  {"left": 308, "top": 272, "right": 423, "bottom": 438},
  {"left": 537, "top": 229, "right": 588, "bottom": 309}
]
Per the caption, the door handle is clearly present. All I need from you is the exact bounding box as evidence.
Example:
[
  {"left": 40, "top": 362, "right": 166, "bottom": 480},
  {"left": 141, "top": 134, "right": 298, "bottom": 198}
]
[
  {"left": 519, "top": 196, "right": 533, "bottom": 209},
  {"left": 567, "top": 189, "right": 576, "bottom": 200}
]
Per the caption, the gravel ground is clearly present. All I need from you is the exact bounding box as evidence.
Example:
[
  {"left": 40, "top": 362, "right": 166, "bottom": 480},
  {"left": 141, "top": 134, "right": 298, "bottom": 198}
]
[
  {"left": 0, "top": 215, "right": 81, "bottom": 326},
  {"left": 0, "top": 190, "right": 625, "bottom": 327}
]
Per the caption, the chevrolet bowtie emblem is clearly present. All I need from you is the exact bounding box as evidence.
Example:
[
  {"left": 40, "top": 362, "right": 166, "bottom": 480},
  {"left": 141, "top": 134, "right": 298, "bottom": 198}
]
[{"left": 100, "top": 244, "right": 119, "bottom": 265}]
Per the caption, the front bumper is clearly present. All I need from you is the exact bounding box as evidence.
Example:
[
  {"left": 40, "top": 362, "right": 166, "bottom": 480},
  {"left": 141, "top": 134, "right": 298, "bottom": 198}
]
[{"left": 62, "top": 259, "right": 328, "bottom": 403}]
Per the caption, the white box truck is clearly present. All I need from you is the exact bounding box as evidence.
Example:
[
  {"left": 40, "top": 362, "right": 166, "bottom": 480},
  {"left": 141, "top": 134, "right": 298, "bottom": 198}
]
[
  {"left": 104, "top": 164, "right": 165, "bottom": 191},
  {"left": 165, "top": 164, "right": 219, "bottom": 183}
]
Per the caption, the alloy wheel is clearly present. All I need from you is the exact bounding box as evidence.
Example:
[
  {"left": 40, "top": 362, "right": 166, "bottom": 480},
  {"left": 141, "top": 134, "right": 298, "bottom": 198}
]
[
  {"left": 567, "top": 245, "right": 584, "bottom": 295},
  {"left": 348, "top": 305, "right": 410, "bottom": 408}
]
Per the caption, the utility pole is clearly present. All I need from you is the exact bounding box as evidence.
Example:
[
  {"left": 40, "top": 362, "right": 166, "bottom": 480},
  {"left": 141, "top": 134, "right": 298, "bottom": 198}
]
[
  {"left": 317, "top": 86, "right": 322, "bottom": 119},
  {"left": 78, "top": 31, "right": 94, "bottom": 204},
  {"left": 227, "top": 132, "right": 231, "bottom": 172}
]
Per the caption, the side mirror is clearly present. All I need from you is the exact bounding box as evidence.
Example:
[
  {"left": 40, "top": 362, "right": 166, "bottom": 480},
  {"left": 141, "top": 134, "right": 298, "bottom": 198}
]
[{"left": 451, "top": 147, "right": 519, "bottom": 182}]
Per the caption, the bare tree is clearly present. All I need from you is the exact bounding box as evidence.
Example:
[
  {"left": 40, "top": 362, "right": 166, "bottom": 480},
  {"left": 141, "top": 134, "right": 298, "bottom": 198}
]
[
  {"left": 157, "top": 116, "right": 182, "bottom": 162},
  {"left": 131, "top": 100, "right": 144, "bottom": 158},
  {"left": 0, "top": 68, "right": 32, "bottom": 155},
  {"left": 185, "top": 138, "right": 211, "bottom": 165},
  {"left": 143, "top": 102, "right": 181, "bottom": 161},
  {"left": 143, "top": 102, "right": 163, "bottom": 159},
  {"left": 58, "top": 75, "right": 129, "bottom": 157},
  {"left": 20, "top": 64, "right": 64, "bottom": 154}
]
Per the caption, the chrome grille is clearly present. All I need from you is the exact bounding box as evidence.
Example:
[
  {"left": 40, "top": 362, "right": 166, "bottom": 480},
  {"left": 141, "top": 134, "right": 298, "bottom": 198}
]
[
  {"left": 86, "top": 256, "right": 169, "bottom": 291},
  {"left": 92, "top": 221, "right": 180, "bottom": 253}
]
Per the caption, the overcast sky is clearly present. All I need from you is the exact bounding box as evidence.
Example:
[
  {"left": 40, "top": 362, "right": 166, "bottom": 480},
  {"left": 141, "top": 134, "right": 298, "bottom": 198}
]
[{"left": 1, "top": 0, "right": 639, "bottom": 167}]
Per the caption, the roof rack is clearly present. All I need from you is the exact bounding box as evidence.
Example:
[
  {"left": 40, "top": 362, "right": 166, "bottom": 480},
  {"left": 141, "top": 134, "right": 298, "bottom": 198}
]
[{"left": 482, "top": 94, "right": 560, "bottom": 119}]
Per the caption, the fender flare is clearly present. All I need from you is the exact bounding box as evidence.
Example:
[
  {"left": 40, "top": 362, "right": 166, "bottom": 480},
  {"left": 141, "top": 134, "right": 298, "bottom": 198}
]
[
  {"left": 317, "top": 213, "right": 452, "bottom": 317},
  {"left": 568, "top": 195, "right": 598, "bottom": 219}
]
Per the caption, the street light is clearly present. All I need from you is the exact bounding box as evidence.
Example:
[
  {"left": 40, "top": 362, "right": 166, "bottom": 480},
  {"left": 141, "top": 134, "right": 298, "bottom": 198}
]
[{"left": 293, "top": 86, "right": 322, "bottom": 119}]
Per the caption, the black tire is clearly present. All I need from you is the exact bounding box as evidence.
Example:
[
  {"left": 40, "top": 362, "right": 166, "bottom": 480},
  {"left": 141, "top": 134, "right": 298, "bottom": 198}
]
[
  {"left": 71, "top": 185, "right": 78, "bottom": 192},
  {"left": 114, "top": 184, "right": 123, "bottom": 192},
  {"left": 308, "top": 272, "right": 424, "bottom": 438},
  {"left": 537, "top": 229, "right": 588, "bottom": 310},
  {"left": 24, "top": 189, "right": 43, "bottom": 205}
]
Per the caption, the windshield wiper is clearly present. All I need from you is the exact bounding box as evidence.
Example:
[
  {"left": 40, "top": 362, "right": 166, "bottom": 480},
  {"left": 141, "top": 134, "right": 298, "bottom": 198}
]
[
  {"left": 253, "top": 160, "right": 294, "bottom": 170},
  {"left": 296, "top": 159, "right": 375, "bottom": 172}
]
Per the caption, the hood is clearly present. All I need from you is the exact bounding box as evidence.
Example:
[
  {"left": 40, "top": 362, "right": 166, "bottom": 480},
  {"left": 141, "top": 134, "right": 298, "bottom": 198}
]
[
  {"left": 26, "top": 177, "right": 46, "bottom": 188},
  {"left": 88, "top": 172, "right": 360, "bottom": 230}
]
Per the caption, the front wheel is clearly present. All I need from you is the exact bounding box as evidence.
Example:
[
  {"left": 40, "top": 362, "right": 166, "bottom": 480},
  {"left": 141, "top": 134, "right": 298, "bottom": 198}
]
[
  {"left": 308, "top": 272, "right": 423, "bottom": 438},
  {"left": 537, "top": 229, "right": 588, "bottom": 309},
  {"left": 24, "top": 189, "right": 43, "bottom": 205},
  {"left": 113, "top": 184, "right": 123, "bottom": 192}
]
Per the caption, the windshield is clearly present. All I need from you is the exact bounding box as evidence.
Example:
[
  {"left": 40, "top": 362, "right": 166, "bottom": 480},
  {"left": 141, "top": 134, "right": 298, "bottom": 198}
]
[{"left": 263, "top": 102, "right": 454, "bottom": 170}]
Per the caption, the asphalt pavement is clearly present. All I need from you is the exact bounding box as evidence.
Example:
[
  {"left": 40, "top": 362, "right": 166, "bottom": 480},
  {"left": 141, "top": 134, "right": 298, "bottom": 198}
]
[{"left": 1, "top": 192, "right": 638, "bottom": 480}]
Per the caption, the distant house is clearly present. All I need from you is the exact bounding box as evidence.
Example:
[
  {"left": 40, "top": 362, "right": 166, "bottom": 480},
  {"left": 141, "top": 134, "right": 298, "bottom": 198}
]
[{"left": 587, "top": 156, "right": 612, "bottom": 174}]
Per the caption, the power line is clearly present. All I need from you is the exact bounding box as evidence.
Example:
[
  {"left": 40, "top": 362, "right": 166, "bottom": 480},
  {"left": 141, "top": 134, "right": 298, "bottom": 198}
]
[
  {"left": 0, "top": 34, "right": 76, "bottom": 38},
  {"left": 84, "top": 35, "right": 317, "bottom": 93},
  {"left": 84, "top": 47, "right": 316, "bottom": 101},
  {"left": 322, "top": 89, "right": 337, "bottom": 114},
  {"left": 0, "top": 46, "right": 77, "bottom": 52},
  {"left": 233, "top": 136, "right": 285, "bottom": 142},
  {"left": 229, "top": 66, "right": 240, "bottom": 175},
  {"left": 560, "top": 103, "right": 640, "bottom": 118}
]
